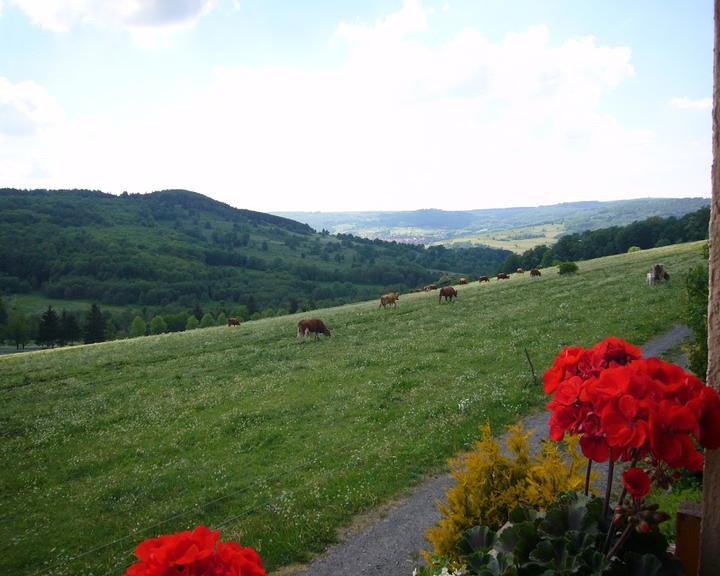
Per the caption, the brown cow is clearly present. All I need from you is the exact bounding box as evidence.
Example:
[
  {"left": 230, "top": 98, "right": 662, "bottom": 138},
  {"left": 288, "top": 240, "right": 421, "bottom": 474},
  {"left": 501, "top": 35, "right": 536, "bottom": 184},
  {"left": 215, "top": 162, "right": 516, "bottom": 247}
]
[
  {"left": 424, "top": 284, "right": 438, "bottom": 291},
  {"left": 496, "top": 273, "right": 510, "bottom": 280},
  {"left": 379, "top": 292, "right": 400, "bottom": 308},
  {"left": 649, "top": 264, "right": 669, "bottom": 285},
  {"left": 297, "top": 318, "right": 331, "bottom": 340},
  {"left": 477, "top": 276, "right": 490, "bottom": 283},
  {"left": 530, "top": 268, "right": 541, "bottom": 277},
  {"left": 439, "top": 286, "right": 457, "bottom": 303},
  {"left": 459, "top": 277, "right": 468, "bottom": 285},
  {"left": 516, "top": 268, "right": 524, "bottom": 274},
  {"left": 227, "top": 317, "right": 241, "bottom": 326}
]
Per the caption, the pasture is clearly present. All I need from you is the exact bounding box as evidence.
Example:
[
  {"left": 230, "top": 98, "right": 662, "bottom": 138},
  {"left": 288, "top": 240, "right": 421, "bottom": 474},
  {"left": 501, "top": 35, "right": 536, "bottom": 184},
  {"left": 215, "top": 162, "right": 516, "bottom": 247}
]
[
  {"left": 0, "top": 242, "right": 705, "bottom": 575},
  {"left": 435, "top": 223, "right": 565, "bottom": 253}
]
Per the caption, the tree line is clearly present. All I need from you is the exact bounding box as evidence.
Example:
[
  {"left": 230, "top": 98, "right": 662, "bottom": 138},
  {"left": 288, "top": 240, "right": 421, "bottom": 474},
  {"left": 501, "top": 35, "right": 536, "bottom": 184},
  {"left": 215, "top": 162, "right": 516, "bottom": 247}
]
[
  {"left": 0, "top": 297, "right": 311, "bottom": 351},
  {"left": 497, "top": 207, "right": 710, "bottom": 273}
]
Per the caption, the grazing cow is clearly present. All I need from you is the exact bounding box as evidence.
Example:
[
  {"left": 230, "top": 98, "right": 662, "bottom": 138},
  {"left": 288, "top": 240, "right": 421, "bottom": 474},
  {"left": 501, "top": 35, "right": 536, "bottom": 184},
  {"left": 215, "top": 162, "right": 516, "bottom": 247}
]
[
  {"left": 439, "top": 286, "right": 458, "bottom": 303},
  {"left": 649, "top": 264, "right": 670, "bottom": 285},
  {"left": 477, "top": 276, "right": 490, "bottom": 283},
  {"left": 496, "top": 273, "right": 510, "bottom": 280},
  {"left": 516, "top": 268, "right": 525, "bottom": 274},
  {"left": 380, "top": 292, "right": 400, "bottom": 308},
  {"left": 227, "top": 317, "right": 241, "bottom": 326},
  {"left": 424, "top": 284, "right": 438, "bottom": 291},
  {"left": 297, "top": 318, "right": 331, "bottom": 340},
  {"left": 459, "top": 277, "right": 468, "bottom": 285},
  {"left": 530, "top": 268, "right": 541, "bottom": 277}
]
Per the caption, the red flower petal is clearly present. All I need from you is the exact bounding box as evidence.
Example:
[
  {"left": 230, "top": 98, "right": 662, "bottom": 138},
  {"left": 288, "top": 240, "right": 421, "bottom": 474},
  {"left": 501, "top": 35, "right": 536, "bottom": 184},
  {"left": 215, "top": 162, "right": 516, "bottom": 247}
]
[{"left": 623, "top": 467, "right": 651, "bottom": 499}]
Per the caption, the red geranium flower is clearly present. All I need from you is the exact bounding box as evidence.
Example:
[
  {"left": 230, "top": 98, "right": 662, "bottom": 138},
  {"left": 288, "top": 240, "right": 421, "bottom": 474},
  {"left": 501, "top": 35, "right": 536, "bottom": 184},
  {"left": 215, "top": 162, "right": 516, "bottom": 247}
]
[
  {"left": 543, "top": 345, "right": 587, "bottom": 394},
  {"left": 649, "top": 401, "right": 702, "bottom": 469},
  {"left": 579, "top": 434, "right": 612, "bottom": 462},
  {"left": 601, "top": 390, "right": 651, "bottom": 450},
  {"left": 125, "top": 525, "right": 266, "bottom": 576},
  {"left": 623, "top": 467, "right": 651, "bottom": 499},
  {"left": 688, "top": 386, "right": 720, "bottom": 449},
  {"left": 588, "top": 337, "right": 643, "bottom": 375}
]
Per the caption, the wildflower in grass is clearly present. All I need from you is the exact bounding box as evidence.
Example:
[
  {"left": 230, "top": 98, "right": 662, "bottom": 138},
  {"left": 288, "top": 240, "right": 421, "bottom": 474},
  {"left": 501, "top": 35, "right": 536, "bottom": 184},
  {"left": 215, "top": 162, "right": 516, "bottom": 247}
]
[{"left": 124, "top": 524, "right": 266, "bottom": 576}]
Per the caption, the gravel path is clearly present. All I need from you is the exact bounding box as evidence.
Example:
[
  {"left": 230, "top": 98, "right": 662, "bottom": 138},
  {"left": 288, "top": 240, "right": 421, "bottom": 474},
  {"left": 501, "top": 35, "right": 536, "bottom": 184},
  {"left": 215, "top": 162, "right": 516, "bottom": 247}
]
[{"left": 287, "top": 326, "right": 693, "bottom": 576}]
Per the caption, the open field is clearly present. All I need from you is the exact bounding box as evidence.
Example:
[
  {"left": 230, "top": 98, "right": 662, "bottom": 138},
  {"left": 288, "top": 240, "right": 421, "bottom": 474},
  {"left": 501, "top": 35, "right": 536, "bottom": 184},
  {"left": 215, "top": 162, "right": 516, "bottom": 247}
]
[
  {"left": 0, "top": 242, "right": 705, "bottom": 576},
  {"left": 435, "top": 223, "right": 565, "bottom": 252}
]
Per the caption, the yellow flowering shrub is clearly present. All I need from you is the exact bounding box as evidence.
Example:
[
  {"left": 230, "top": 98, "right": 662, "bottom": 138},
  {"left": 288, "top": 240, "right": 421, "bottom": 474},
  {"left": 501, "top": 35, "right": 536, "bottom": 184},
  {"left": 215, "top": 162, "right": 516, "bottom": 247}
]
[{"left": 424, "top": 423, "right": 589, "bottom": 563}]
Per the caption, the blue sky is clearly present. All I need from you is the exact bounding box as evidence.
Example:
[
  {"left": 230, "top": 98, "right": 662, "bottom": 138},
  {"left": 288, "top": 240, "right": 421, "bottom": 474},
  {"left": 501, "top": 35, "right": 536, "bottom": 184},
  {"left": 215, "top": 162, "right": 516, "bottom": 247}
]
[{"left": 0, "top": 0, "right": 713, "bottom": 211}]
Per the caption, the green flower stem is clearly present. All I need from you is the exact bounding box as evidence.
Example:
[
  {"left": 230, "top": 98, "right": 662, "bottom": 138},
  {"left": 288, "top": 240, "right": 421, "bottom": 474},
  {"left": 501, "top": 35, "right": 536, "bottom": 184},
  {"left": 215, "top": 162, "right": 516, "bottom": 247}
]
[
  {"left": 603, "top": 458, "right": 615, "bottom": 518},
  {"left": 606, "top": 521, "right": 634, "bottom": 560},
  {"left": 585, "top": 459, "right": 592, "bottom": 496}
]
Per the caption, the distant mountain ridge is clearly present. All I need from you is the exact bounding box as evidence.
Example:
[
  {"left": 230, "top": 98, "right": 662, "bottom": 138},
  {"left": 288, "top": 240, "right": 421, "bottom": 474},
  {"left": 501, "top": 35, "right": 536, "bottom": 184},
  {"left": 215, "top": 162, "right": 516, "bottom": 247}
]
[{"left": 276, "top": 197, "right": 711, "bottom": 246}]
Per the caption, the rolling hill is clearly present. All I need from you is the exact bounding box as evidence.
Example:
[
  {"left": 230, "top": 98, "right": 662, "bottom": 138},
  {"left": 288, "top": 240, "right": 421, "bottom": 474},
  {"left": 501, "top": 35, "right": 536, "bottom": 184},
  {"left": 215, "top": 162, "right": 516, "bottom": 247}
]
[
  {"left": 276, "top": 197, "right": 710, "bottom": 249},
  {"left": 0, "top": 189, "right": 511, "bottom": 314},
  {"left": 0, "top": 241, "right": 706, "bottom": 576}
]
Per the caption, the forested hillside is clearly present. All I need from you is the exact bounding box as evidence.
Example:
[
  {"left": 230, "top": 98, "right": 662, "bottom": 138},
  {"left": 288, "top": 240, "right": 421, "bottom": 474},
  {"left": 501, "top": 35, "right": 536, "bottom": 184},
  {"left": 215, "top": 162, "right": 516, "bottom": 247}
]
[{"left": 0, "top": 189, "right": 511, "bottom": 313}]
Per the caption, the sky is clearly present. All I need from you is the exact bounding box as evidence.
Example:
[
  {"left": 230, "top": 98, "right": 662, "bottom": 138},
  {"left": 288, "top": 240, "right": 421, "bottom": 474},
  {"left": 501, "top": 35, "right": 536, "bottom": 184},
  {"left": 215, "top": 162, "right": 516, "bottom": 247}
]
[{"left": 0, "top": 0, "right": 714, "bottom": 212}]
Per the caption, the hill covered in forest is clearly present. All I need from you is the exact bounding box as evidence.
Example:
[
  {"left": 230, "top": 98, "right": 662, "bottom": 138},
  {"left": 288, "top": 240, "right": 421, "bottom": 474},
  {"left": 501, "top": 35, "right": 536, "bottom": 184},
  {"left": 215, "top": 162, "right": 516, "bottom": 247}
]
[{"left": 0, "top": 189, "right": 511, "bottom": 314}]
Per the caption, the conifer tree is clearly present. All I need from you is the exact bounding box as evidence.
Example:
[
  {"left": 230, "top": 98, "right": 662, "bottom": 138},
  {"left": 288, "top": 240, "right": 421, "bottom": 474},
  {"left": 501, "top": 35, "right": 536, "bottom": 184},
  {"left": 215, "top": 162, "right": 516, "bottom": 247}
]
[
  {"left": 37, "top": 306, "right": 60, "bottom": 347},
  {"left": 200, "top": 312, "right": 215, "bottom": 328},
  {"left": 0, "top": 294, "right": 7, "bottom": 326},
  {"left": 59, "top": 310, "right": 81, "bottom": 345},
  {"left": 84, "top": 304, "right": 106, "bottom": 344}
]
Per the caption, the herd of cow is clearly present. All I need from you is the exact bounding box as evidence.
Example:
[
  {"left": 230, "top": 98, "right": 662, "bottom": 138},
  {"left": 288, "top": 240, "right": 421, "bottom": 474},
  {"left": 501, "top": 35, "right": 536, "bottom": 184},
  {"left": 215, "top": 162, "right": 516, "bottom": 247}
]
[
  {"left": 421, "top": 268, "right": 541, "bottom": 293},
  {"left": 229, "top": 262, "right": 670, "bottom": 340},
  {"left": 289, "top": 266, "right": 544, "bottom": 340}
]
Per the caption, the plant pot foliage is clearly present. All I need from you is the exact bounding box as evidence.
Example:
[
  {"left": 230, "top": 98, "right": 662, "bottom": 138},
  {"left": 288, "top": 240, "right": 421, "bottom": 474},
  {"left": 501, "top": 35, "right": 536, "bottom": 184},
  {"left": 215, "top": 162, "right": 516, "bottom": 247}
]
[{"left": 458, "top": 492, "right": 682, "bottom": 575}]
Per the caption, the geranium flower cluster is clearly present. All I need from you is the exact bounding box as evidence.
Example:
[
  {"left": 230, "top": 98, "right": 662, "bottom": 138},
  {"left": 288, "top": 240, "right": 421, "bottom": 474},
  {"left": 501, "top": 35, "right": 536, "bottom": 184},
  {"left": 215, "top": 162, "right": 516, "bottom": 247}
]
[
  {"left": 125, "top": 525, "right": 266, "bottom": 576},
  {"left": 544, "top": 337, "right": 720, "bottom": 471}
]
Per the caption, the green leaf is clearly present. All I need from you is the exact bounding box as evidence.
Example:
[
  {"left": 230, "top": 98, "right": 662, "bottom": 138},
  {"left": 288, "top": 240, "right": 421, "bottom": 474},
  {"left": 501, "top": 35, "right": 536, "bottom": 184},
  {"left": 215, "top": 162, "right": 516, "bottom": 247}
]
[
  {"left": 509, "top": 505, "right": 537, "bottom": 524},
  {"left": 497, "top": 522, "right": 540, "bottom": 562},
  {"left": 460, "top": 525, "right": 497, "bottom": 556},
  {"left": 528, "top": 539, "right": 557, "bottom": 564}
]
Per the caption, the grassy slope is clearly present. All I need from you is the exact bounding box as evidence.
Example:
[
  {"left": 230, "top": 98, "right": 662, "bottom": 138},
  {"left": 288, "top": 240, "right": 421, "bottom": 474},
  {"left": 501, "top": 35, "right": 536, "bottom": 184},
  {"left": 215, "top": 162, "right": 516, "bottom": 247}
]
[{"left": 0, "top": 242, "right": 704, "bottom": 576}]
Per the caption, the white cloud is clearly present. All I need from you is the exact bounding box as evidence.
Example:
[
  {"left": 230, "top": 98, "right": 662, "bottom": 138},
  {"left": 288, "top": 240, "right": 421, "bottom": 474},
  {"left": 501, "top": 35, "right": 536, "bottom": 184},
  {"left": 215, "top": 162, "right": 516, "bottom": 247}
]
[
  {"left": 670, "top": 96, "right": 712, "bottom": 110},
  {"left": 2, "top": 1, "right": 709, "bottom": 210},
  {"left": 7, "top": 0, "right": 214, "bottom": 33},
  {"left": 0, "top": 77, "right": 63, "bottom": 138}
]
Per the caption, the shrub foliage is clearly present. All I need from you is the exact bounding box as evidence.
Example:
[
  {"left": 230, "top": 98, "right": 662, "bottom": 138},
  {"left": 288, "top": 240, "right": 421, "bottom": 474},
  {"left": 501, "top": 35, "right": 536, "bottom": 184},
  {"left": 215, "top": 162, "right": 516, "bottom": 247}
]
[{"left": 425, "top": 424, "right": 587, "bottom": 564}]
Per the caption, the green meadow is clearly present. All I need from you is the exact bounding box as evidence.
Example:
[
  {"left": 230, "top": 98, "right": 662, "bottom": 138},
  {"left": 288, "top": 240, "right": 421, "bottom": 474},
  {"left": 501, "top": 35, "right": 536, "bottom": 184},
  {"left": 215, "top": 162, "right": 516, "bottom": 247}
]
[
  {"left": 0, "top": 242, "right": 705, "bottom": 576},
  {"left": 438, "top": 223, "right": 565, "bottom": 253}
]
